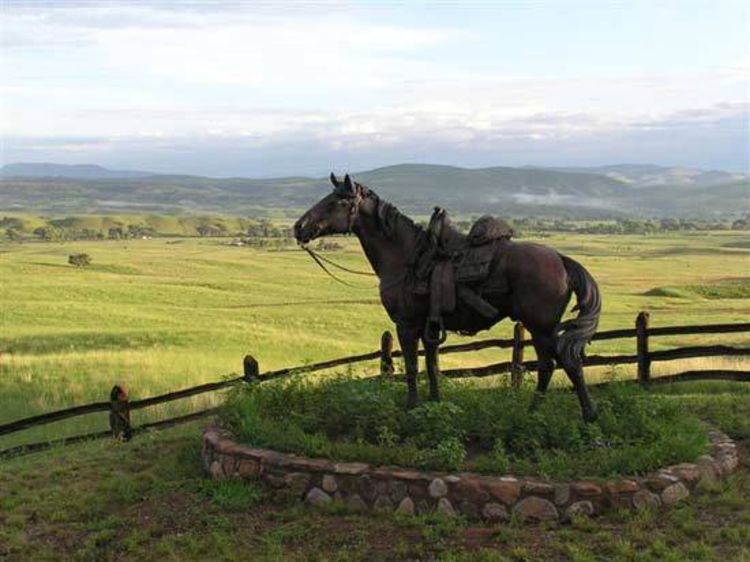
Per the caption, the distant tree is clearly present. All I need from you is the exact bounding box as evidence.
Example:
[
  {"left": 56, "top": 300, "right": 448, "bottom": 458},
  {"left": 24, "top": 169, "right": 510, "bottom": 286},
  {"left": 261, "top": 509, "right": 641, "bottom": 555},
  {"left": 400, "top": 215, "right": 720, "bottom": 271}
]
[
  {"left": 314, "top": 240, "right": 343, "bottom": 251},
  {"left": 68, "top": 253, "right": 92, "bottom": 267},
  {"left": 33, "top": 226, "right": 61, "bottom": 241},
  {"left": 196, "top": 224, "right": 225, "bottom": 237},
  {"left": 660, "top": 218, "right": 680, "bottom": 231},
  {"left": 108, "top": 227, "right": 125, "bottom": 240},
  {"left": 5, "top": 228, "right": 20, "bottom": 240},
  {"left": 0, "top": 217, "right": 24, "bottom": 230},
  {"left": 732, "top": 219, "right": 749, "bottom": 230}
]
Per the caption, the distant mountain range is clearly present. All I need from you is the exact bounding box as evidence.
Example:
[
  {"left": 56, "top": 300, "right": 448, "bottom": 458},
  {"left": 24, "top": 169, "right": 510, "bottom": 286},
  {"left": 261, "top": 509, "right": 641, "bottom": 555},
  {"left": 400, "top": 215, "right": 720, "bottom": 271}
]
[
  {"left": 1, "top": 162, "right": 747, "bottom": 218},
  {"left": 0, "top": 162, "right": 156, "bottom": 180},
  {"left": 546, "top": 164, "right": 748, "bottom": 189}
]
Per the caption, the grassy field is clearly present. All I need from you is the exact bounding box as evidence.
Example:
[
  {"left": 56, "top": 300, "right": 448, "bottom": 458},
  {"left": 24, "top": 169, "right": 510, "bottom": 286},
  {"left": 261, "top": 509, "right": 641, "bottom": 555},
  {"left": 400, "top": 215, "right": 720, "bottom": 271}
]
[
  {"left": 1, "top": 381, "right": 749, "bottom": 561},
  {"left": 1, "top": 230, "right": 749, "bottom": 560},
  {"left": 1, "top": 231, "right": 749, "bottom": 448}
]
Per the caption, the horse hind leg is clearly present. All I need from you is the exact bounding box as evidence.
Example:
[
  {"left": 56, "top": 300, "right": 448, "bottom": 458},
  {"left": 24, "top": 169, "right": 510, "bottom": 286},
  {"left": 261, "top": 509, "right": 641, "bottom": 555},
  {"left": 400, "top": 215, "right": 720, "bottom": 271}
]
[
  {"left": 558, "top": 353, "right": 598, "bottom": 423},
  {"left": 529, "top": 333, "right": 555, "bottom": 411}
]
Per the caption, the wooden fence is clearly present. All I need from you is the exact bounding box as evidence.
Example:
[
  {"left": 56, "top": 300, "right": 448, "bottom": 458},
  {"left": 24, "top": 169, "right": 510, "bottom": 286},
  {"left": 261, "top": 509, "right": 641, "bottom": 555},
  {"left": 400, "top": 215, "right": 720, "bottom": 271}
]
[{"left": 1, "top": 313, "right": 749, "bottom": 459}]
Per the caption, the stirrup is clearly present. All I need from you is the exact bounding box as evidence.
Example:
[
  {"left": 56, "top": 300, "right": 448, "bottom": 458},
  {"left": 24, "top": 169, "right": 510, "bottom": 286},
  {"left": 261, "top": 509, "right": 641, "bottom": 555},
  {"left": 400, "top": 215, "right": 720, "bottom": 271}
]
[{"left": 424, "top": 318, "right": 447, "bottom": 345}]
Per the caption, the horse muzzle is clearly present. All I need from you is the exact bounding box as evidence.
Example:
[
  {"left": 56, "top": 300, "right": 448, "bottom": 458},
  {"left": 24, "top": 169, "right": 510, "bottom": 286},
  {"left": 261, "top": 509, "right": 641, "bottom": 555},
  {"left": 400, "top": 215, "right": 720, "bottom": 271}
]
[{"left": 293, "top": 217, "right": 318, "bottom": 244}]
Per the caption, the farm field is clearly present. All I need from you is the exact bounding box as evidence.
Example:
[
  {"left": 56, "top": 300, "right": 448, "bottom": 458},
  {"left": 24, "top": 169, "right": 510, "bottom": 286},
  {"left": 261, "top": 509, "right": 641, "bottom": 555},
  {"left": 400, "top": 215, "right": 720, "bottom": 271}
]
[{"left": 1, "top": 231, "right": 749, "bottom": 449}]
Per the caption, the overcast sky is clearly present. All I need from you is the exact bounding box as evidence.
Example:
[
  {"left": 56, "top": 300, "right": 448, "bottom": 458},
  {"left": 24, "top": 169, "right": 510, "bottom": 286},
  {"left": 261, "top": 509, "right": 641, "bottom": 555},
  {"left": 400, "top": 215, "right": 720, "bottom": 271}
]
[{"left": 1, "top": 0, "right": 748, "bottom": 176}]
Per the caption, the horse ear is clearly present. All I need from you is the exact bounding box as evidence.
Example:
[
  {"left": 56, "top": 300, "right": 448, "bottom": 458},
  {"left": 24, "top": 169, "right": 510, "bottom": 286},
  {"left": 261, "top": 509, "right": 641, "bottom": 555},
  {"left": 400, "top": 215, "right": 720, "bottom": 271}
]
[
  {"left": 329, "top": 172, "right": 339, "bottom": 188},
  {"left": 343, "top": 174, "right": 353, "bottom": 193}
]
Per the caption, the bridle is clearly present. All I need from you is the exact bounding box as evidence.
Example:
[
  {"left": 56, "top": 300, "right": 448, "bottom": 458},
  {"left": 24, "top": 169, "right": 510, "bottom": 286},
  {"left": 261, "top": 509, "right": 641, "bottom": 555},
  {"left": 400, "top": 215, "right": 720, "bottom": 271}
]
[
  {"left": 300, "top": 185, "right": 377, "bottom": 288},
  {"left": 344, "top": 182, "right": 365, "bottom": 234}
]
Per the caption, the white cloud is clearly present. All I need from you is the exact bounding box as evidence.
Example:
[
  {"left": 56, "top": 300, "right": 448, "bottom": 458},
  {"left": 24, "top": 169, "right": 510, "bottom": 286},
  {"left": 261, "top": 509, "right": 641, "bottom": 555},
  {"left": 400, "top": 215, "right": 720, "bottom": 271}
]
[{"left": 1, "top": 2, "right": 747, "bottom": 173}]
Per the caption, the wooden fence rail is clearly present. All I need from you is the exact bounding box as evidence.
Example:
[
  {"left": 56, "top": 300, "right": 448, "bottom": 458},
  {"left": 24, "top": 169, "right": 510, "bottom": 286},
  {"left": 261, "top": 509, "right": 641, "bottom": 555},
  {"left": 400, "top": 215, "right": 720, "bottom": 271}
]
[{"left": 1, "top": 313, "right": 748, "bottom": 459}]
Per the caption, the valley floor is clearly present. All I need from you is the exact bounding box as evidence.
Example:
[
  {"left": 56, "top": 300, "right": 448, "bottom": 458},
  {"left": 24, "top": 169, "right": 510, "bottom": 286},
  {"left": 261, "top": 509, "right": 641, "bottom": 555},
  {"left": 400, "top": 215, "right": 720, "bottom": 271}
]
[{"left": 2, "top": 232, "right": 748, "bottom": 448}]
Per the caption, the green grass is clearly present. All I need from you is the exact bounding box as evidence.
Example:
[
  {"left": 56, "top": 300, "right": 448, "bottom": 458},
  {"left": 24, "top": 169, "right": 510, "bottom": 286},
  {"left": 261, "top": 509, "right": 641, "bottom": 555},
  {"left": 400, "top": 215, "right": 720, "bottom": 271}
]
[
  {"left": 1, "top": 381, "right": 749, "bottom": 561},
  {"left": 223, "top": 375, "right": 708, "bottom": 478},
  {"left": 1, "top": 230, "right": 750, "bottom": 559},
  {"left": 1, "top": 232, "right": 749, "bottom": 449},
  {"left": 645, "top": 278, "right": 750, "bottom": 300}
]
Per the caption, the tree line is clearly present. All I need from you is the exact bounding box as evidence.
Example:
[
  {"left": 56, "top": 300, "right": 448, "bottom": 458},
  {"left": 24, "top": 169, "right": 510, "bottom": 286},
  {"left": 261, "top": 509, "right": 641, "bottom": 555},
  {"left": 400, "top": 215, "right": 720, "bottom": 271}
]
[
  {"left": 2, "top": 214, "right": 749, "bottom": 242},
  {"left": 0, "top": 216, "right": 294, "bottom": 242}
]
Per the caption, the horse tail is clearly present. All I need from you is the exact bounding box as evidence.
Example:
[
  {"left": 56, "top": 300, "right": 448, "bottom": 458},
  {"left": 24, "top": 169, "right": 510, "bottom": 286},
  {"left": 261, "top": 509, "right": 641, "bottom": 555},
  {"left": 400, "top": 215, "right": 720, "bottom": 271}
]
[{"left": 555, "top": 254, "right": 601, "bottom": 365}]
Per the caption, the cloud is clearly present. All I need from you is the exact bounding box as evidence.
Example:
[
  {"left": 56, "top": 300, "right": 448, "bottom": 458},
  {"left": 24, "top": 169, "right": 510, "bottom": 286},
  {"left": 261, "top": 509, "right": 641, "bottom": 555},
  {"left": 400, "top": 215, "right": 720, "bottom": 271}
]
[
  {"left": 1, "top": 2, "right": 747, "bottom": 174},
  {"left": 4, "top": 101, "right": 747, "bottom": 176}
]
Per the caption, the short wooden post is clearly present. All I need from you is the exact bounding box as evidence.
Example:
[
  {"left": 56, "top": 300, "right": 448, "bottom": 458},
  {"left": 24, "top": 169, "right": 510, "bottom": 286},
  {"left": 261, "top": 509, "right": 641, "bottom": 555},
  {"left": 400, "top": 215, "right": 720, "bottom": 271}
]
[
  {"left": 109, "top": 385, "right": 132, "bottom": 441},
  {"left": 636, "top": 311, "right": 651, "bottom": 386},
  {"left": 380, "top": 331, "right": 395, "bottom": 376},
  {"left": 511, "top": 323, "right": 526, "bottom": 388},
  {"left": 243, "top": 355, "right": 259, "bottom": 383}
]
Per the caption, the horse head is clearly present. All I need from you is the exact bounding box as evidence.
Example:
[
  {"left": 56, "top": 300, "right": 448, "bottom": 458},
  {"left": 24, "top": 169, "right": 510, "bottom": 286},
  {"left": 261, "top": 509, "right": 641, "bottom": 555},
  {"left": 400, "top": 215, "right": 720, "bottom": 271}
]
[{"left": 294, "top": 173, "right": 368, "bottom": 244}]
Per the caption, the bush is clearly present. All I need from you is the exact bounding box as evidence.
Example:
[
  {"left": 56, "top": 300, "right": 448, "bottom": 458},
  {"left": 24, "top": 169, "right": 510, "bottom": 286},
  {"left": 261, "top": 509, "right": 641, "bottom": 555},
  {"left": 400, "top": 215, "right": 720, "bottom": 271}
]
[
  {"left": 223, "top": 375, "right": 708, "bottom": 478},
  {"left": 405, "top": 401, "right": 465, "bottom": 448},
  {"left": 415, "top": 437, "right": 466, "bottom": 471},
  {"left": 68, "top": 253, "right": 92, "bottom": 267}
]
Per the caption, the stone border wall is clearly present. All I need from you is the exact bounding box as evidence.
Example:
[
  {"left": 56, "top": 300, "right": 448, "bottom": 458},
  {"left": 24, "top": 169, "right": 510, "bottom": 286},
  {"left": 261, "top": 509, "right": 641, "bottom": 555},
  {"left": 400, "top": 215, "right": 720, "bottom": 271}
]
[{"left": 202, "top": 427, "right": 739, "bottom": 522}]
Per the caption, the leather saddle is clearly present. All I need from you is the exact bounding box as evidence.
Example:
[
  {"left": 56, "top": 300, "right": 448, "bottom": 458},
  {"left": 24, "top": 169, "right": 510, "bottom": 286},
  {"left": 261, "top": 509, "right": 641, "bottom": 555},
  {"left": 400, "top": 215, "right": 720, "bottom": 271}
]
[{"left": 415, "top": 208, "right": 514, "bottom": 344}]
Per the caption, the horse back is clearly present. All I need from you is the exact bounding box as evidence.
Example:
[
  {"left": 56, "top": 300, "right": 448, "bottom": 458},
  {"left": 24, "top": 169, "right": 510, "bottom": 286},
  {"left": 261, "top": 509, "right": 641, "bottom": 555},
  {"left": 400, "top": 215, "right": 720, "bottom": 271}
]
[{"left": 501, "top": 241, "right": 569, "bottom": 297}]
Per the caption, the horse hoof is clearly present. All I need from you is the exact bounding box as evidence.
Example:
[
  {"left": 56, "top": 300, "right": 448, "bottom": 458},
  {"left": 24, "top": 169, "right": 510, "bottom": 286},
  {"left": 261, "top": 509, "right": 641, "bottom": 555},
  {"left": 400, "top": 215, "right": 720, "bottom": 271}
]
[
  {"left": 583, "top": 410, "right": 598, "bottom": 423},
  {"left": 528, "top": 393, "right": 544, "bottom": 411}
]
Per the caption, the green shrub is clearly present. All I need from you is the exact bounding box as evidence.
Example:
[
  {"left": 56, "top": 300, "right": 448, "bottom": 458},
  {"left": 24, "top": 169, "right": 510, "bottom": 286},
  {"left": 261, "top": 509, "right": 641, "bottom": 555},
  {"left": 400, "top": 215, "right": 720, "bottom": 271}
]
[
  {"left": 68, "top": 253, "right": 92, "bottom": 267},
  {"left": 405, "top": 401, "right": 465, "bottom": 448},
  {"left": 223, "top": 374, "right": 708, "bottom": 478},
  {"left": 473, "top": 440, "right": 511, "bottom": 474},
  {"left": 415, "top": 437, "right": 466, "bottom": 471}
]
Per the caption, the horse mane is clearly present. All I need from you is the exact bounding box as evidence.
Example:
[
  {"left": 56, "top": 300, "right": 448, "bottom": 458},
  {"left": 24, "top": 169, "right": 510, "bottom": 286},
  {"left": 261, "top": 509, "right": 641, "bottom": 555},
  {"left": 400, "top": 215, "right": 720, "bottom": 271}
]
[{"left": 359, "top": 185, "right": 425, "bottom": 242}]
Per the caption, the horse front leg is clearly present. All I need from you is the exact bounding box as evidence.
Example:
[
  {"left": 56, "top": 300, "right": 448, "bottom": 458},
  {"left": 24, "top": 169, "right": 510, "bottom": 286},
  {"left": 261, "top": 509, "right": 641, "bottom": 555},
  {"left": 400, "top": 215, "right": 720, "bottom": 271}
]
[
  {"left": 422, "top": 338, "right": 441, "bottom": 402},
  {"left": 397, "top": 324, "right": 420, "bottom": 409}
]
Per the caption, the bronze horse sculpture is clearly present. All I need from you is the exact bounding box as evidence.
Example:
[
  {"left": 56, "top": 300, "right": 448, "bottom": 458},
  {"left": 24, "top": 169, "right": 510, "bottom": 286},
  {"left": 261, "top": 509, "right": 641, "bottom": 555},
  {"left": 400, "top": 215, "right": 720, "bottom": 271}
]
[{"left": 294, "top": 173, "right": 601, "bottom": 422}]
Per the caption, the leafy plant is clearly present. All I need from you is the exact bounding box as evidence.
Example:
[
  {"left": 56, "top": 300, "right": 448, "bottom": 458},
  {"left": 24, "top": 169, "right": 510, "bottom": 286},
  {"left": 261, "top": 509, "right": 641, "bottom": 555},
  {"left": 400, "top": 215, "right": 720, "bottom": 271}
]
[
  {"left": 223, "top": 374, "right": 708, "bottom": 478},
  {"left": 415, "top": 437, "right": 466, "bottom": 471},
  {"left": 405, "top": 401, "right": 466, "bottom": 448}
]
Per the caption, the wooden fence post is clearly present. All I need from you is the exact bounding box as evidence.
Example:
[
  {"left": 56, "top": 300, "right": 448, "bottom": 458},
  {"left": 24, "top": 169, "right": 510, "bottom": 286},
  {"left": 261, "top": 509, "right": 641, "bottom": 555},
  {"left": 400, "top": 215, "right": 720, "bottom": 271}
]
[
  {"left": 109, "top": 385, "right": 132, "bottom": 441},
  {"left": 511, "top": 323, "right": 526, "bottom": 388},
  {"left": 380, "top": 331, "right": 395, "bottom": 376},
  {"left": 636, "top": 311, "right": 651, "bottom": 386},
  {"left": 243, "top": 355, "right": 259, "bottom": 383}
]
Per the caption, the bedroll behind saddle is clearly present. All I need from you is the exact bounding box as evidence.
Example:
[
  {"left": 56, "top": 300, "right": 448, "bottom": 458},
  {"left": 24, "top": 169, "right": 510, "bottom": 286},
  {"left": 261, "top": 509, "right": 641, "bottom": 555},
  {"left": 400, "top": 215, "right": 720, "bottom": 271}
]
[{"left": 455, "top": 215, "right": 514, "bottom": 284}]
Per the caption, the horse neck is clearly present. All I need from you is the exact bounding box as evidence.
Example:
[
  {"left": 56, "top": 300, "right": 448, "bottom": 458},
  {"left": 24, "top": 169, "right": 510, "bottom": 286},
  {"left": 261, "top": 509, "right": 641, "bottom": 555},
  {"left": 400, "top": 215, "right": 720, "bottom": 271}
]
[{"left": 354, "top": 209, "right": 420, "bottom": 282}]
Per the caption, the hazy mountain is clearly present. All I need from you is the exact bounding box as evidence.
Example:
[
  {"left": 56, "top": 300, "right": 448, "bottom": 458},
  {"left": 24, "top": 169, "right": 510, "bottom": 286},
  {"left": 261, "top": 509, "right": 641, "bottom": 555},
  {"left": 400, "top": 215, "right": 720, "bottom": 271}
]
[
  {"left": 0, "top": 162, "right": 157, "bottom": 180},
  {"left": 0, "top": 162, "right": 747, "bottom": 218},
  {"left": 550, "top": 164, "right": 748, "bottom": 188}
]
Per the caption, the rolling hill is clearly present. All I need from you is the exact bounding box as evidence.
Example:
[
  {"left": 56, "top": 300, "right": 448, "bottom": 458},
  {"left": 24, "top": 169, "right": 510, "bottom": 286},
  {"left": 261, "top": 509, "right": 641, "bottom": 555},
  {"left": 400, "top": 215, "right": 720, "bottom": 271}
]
[
  {"left": 0, "top": 162, "right": 156, "bottom": 180},
  {"left": 1, "top": 162, "right": 747, "bottom": 218}
]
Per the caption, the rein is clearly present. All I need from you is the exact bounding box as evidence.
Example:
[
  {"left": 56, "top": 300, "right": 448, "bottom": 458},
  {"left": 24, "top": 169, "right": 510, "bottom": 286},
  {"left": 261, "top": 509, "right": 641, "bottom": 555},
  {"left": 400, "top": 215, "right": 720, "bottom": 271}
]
[{"left": 301, "top": 245, "right": 377, "bottom": 289}]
